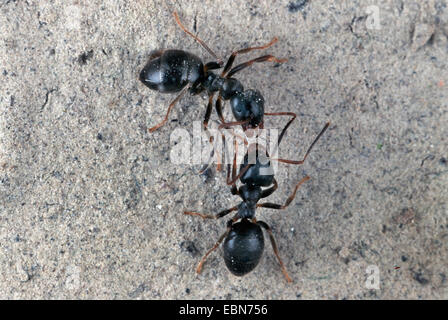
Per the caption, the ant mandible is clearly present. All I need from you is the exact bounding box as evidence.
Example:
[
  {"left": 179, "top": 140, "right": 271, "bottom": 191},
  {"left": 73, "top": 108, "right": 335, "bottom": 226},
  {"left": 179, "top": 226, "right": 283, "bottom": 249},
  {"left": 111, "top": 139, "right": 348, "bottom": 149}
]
[
  {"left": 185, "top": 120, "right": 330, "bottom": 282},
  {"left": 139, "top": 12, "right": 288, "bottom": 133}
]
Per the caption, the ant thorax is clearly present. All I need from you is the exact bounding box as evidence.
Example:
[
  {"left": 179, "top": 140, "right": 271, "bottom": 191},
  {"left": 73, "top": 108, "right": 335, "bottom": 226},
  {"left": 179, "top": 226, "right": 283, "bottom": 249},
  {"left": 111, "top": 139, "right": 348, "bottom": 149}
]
[
  {"left": 237, "top": 185, "right": 262, "bottom": 219},
  {"left": 202, "top": 72, "right": 244, "bottom": 100},
  {"left": 237, "top": 201, "right": 257, "bottom": 219}
]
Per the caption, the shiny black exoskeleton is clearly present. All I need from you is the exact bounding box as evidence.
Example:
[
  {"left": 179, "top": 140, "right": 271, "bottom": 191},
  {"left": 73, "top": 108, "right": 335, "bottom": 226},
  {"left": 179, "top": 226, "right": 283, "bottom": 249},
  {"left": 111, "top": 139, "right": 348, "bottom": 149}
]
[
  {"left": 223, "top": 218, "right": 264, "bottom": 276},
  {"left": 139, "top": 12, "right": 285, "bottom": 132},
  {"left": 140, "top": 49, "right": 265, "bottom": 128},
  {"left": 185, "top": 121, "right": 330, "bottom": 282},
  {"left": 239, "top": 148, "right": 274, "bottom": 187},
  {"left": 220, "top": 181, "right": 282, "bottom": 278},
  {"left": 185, "top": 143, "right": 302, "bottom": 282},
  {"left": 139, "top": 49, "right": 204, "bottom": 93}
]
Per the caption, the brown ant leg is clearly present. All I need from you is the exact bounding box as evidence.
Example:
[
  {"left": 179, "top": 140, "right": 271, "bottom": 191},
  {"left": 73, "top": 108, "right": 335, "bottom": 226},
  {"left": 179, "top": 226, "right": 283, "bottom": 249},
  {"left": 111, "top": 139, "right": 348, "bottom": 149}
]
[
  {"left": 257, "top": 176, "right": 310, "bottom": 210},
  {"left": 215, "top": 96, "right": 226, "bottom": 123},
  {"left": 226, "top": 142, "right": 264, "bottom": 186},
  {"left": 200, "top": 122, "right": 247, "bottom": 175},
  {"left": 203, "top": 94, "right": 215, "bottom": 129},
  {"left": 226, "top": 157, "right": 251, "bottom": 186},
  {"left": 218, "top": 119, "right": 250, "bottom": 175},
  {"left": 148, "top": 87, "right": 188, "bottom": 133},
  {"left": 196, "top": 229, "right": 229, "bottom": 273},
  {"left": 196, "top": 219, "right": 236, "bottom": 274},
  {"left": 216, "top": 143, "right": 223, "bottom": 172},
  {"left": 222, "top": 37, "right": 280, "bottom": 76},
  {"left": 264, "top": 112, "right": 297, "bottom": 145},
  {"left": 230, "top": 184, "right": 239, "bottom": 196},
  {"left": 257, "top": 220, "right": 293, "bottom": 283},
  {"left": 224, "top": 133, "right": 247, "bottom": 192},
  {"left": 225, "top": 136, "right": 252, "bottom": 186},
  {"left": 226, "top": 137, "right": 239, "bottom": 186},
  {"left": 218, "top": 119, "right": 249, "bottom": 130},
  {"left": 204, "top": 93, "right": 224, "bottom": 171},
  {"left": 215, "top": 96, "right": 234, "bottom": 171},
  {"left": 272, "top": 122, "right": 330, "bottom": 165},
  {"left": 226, "top": 55, "right": 287, "bottom": 78},
  {"left": 225, "top": 140, "right": 239, "bottom": 195},
  {"left": 204, "top": 61, "right": 222, "bottom": 72},
  {"left": 184, "top": 206, "right": 238, "bottom": 220},
  {"left": 173, "top": 12, "right": 223, "bottom": 65},
  {"left": 199, "top": 129, "right": 221, "bottom": 174},
  {"left": 260, "top": 178, "right": 278, "bottom": 198}
]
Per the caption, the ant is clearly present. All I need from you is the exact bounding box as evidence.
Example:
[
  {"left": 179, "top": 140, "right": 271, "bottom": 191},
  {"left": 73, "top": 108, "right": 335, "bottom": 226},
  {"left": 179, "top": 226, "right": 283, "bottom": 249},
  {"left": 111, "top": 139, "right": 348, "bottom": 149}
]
[
  {"left": 184, "top": 121, "right": 330, "bottom": 282},
  {"left": 139, "top": 12, "right": 289, "bottom": 133}
]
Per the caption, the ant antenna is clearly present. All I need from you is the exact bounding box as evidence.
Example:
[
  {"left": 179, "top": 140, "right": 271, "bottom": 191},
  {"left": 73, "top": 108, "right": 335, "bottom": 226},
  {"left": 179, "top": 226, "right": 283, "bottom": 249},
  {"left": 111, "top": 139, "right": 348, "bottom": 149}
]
[{"left": 173, "top": 12, "right": 224, "bottom": 65}]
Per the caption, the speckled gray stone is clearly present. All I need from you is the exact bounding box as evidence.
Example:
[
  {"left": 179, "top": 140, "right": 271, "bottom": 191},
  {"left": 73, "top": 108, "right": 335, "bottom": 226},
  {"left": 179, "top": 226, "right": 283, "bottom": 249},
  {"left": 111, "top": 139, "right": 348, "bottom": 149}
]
[{"left": 0, "top": 0, "right": 447, "bottom": 299}]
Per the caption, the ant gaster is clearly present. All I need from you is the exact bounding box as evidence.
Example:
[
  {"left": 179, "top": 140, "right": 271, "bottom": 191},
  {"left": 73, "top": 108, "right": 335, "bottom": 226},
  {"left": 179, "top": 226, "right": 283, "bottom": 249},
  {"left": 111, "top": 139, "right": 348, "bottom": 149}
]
[{"left": 139, "top": 12, "right": 287, "bottom": 132}]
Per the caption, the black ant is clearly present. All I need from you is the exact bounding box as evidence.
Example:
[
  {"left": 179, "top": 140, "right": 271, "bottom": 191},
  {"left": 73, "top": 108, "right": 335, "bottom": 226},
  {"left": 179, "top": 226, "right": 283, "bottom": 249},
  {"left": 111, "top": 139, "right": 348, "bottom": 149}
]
[
  {"left": 139, "top": 12, "right": 288, "bottom": 133},
  {"left": 184, "top": 121, "right": 330, "bottom": 282}
]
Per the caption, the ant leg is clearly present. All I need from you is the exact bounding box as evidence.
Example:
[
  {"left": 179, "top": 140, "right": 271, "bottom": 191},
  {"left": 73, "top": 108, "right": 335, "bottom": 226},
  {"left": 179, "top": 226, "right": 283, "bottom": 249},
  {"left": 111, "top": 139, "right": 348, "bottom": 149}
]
[
  {"left": 231, "top": 184, "right": 239, "bottom": 196},
  {"left": 148, "top": 87, "right": 188, "bottom": 133},
  {"left": 257, "top": 176, "right": 310, "bottom": 210},
  {"left": 204, "top": 61, "right": 222, "bottom": 72},
  {"left": 215, "top": 95, "right": 225, "bottom": 170},
  {"left": 225, "top": 142, "right": 261, "bottom": 186},
  {"left": 201, "top": 118, "right": 246, "bottom": 174},
  {"left": 226, "top": 55, "right": 287, "bottom": 78},
  {"left": 257, "top": 220, "right": 293, "bottom": 283},
  {"left": 199, "top": 128, "right": 218, "bottom": 174},
  {"left": 203, "top": 94, "right": 215, "bottom": 129},
  {"left": 215, "top": 96, "right": 226, "bottom": 123},
  {"left": 184, "top": 206, "right": 238, "bottom": 220},
  {"left": 225, "top": 136, "right": 252, "bottom": 186},
  {"left": 218, "top": 119, "right": 249, "bottom": 130},
  {"left": 264, "top": 112, "right": 296, "bottom": 146},
  {"left": 196, "top": 220, "right": 234, "bottom": 274},
  {"left": 225, "top": 143, "right": 237, "bottom": 193},
  {"left": 261, "top": 178, "right": 278, "bottom": 198},
  {"left": 173, "top": 12, "right": 223, "bottom": 65},
  {"left": 222, "top": 37, "right": 280, "bottom": 76},
  {"left": 263, "top": 112, "right": 296, "bottom": 159},
  {"left": 226, "top": 159, "right": 251, "bottom": 186},
  {"left": 273, "top": 122, "right": 330, "bottom": 165},
  {"left": 226, "top": 136, "right": 239, "bottom": 185},
  {"left": 202, "top": 93, "right": 226, "bottom": 171}
]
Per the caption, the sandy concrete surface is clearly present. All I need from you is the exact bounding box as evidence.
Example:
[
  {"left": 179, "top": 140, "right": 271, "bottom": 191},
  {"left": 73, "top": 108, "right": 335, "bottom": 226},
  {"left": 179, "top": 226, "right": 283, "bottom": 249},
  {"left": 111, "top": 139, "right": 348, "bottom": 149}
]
[{"left": 1, "top": 0, "right": 447, "bottom": 299}]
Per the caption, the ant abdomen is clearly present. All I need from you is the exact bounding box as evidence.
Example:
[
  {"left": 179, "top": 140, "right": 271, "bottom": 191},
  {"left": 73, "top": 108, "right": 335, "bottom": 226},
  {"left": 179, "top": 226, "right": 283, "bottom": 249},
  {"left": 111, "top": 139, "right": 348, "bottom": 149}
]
[
  {"left": 223, "top": 219, "right": 265, "bottom": 276},
  {"left": 139, "top": 49, "right": 204, "bottom": 93}
]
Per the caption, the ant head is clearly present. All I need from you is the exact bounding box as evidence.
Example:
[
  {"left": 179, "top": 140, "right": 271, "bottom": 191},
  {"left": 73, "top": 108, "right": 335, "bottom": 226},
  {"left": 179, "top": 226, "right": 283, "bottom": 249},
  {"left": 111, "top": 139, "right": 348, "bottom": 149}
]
[
  {"left": 240, "top": 147, "right": 274, "bottom": 187},
  {"left": 220, "top": 78, "right": 244, "bottom": 100},
  {"left": 230, "top": 90, "right": 264, "bottom": 129}
]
